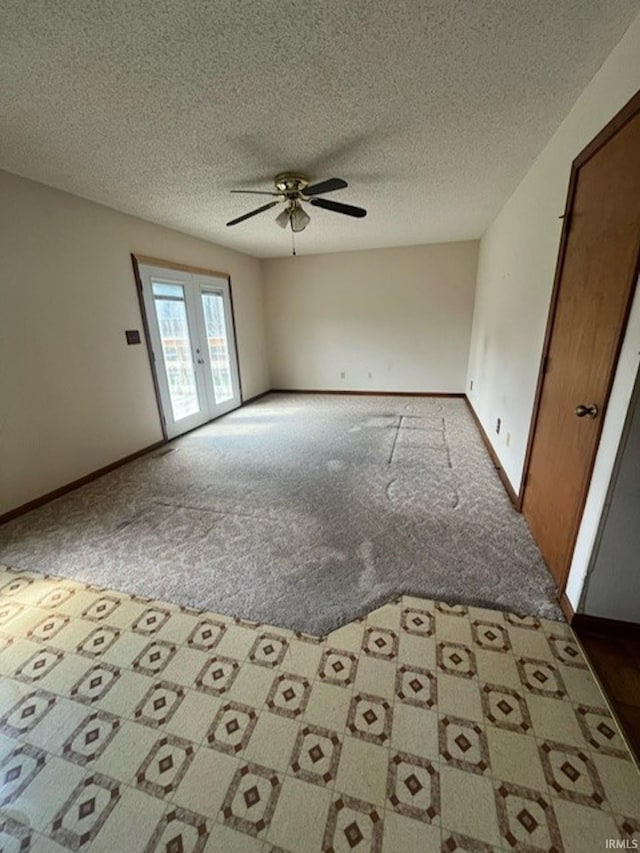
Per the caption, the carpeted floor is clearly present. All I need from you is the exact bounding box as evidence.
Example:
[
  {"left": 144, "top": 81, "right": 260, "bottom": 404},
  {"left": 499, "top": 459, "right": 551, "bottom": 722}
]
[{"left": 0, "top": 393, "right": 562, "bottom": 634}]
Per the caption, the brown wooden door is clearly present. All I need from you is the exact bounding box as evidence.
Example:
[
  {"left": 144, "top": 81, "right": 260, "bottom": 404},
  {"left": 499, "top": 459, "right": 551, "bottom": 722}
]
[{"left": 522, "top": 106, "right": 640, "bottom": 591}]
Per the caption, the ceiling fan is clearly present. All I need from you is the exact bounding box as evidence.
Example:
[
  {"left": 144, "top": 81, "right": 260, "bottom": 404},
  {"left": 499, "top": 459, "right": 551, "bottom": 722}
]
[{"left": 226, "top": 172, "right": 367, "bottom": 233}]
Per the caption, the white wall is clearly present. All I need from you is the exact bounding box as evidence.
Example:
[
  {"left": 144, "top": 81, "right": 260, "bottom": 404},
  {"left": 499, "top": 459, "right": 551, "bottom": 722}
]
[
  {"left": 262, "top": 242, "right": 479, "bottom": 393},
  {"left": 0, "top": 170, "right": 269, "bottom": 516},
  {"left": 467, "top": 12, "right": 640, "bottom": 496},
  {"left": 466, "top": 13, "right": 640, "bottom": 612}
]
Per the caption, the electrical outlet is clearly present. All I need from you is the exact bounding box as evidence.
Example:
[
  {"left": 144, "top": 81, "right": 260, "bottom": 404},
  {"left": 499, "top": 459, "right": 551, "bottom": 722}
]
[
  {"left": 368, "top": 372, "right": 373, "bottom": 379},
  {"left": 470, "top": 379, "right": 473, "bottom": 391},
  {"left": 340, "top": 371, "right": 346, "bottom": 379},
  {"left": 496, "top": 417, "right": 501, "bottom": 435}
]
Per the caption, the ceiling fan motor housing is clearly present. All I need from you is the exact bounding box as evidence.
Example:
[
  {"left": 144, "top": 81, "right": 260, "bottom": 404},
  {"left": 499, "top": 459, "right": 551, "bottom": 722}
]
[{"left": 274, "top": 173, "right": 309, "bottom": 196}]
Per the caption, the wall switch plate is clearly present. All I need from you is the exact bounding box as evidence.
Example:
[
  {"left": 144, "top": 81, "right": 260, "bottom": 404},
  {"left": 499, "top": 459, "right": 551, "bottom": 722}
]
[{"left": 125, "top": 330, "right": 141, "bottom": 345}]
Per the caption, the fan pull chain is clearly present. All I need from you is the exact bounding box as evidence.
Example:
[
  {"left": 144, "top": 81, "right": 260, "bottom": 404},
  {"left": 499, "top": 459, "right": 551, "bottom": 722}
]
[{"left": 291, "top": 225, "right": 296, "bottom": 256}]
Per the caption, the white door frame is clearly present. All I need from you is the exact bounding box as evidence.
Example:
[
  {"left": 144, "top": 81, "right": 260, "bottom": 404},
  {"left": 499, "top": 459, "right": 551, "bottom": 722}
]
[{"left": 133, "top": 257, "right": 243, "bottom": 439}]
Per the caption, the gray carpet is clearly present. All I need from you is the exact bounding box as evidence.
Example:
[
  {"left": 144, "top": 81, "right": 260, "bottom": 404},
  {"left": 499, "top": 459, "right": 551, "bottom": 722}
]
[{"left": 0, "top": 393, "right": 562, "bottom": 634}]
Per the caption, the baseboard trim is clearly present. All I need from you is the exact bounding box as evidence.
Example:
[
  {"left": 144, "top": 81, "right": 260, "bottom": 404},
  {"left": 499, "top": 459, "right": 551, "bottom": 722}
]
[
  {"left": 1, "top": 390, "right": 275, "bottom": 526},
  {"left": 0, "top": 440, "right": 166, "bottom": 526},
  {"left": 243, "top": 389, "right": 272, "bottom": 404},
  {"left": 559, "top": 592, "right": 576, "bottom": 625},
  {"left": 270, "top": 389, "right": 465, "bottom": 398},
  {"left": 572, "top": 612, "right": 640, "bottom": 639},
  {"left": 1, "top": 391, "right": 508, "bottom": 525},
  {"left": 464, "top": 396, "right": 519, "bottom": 508}
]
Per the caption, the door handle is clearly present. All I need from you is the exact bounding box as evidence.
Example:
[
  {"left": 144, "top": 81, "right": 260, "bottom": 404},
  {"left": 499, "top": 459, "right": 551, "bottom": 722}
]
[{"left": 575, "top": 403, "right": 598, "bottom": 418}]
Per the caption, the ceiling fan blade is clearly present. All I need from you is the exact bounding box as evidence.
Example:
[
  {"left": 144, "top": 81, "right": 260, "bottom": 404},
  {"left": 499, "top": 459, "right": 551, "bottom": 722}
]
[
  {"left": 304, "top": 177, "right": 348, "bottom": 196},
  {"left": 309, "top": 197, "right": 367, "bottom": 218},
  {"left": 230, "top": 190, "right": 280, "bottom": 195},
  {"left": 226, "top": 201, "right": 278, "bottom": 226}
]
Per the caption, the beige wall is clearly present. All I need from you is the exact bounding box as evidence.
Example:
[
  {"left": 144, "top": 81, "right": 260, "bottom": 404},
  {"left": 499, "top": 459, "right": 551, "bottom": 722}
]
[
  {"left": 0, "top": 170, "right": 269, "bottom": 515},
  {"left": 262, "top": 242, "right": 479, "bottom": 393},
  {"left": 465, "top": 13, "right": 640, "bottom": 611}
]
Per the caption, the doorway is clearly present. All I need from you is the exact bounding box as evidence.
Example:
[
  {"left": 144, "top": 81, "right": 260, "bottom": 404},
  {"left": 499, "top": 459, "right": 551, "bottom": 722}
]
[
  {"left": 521, "top": 92, "right": 640, "bottom": 595},
  {"left": 135, "top": 259, "right": 242, "bottom": 439}
]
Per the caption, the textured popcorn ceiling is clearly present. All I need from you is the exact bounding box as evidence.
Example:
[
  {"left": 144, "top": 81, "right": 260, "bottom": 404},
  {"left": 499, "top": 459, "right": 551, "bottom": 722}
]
[{"left": 0, "top": 1, "right": 637, "bottom": 257}]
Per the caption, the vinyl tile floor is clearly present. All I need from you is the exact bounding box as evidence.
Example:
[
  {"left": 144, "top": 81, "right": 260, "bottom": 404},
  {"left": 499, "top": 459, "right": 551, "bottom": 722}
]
[{"left": 0, "top": 565, "right": 638, "bottom": 852}]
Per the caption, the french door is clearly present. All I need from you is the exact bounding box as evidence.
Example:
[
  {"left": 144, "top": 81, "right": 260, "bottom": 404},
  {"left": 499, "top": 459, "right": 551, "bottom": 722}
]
[{"left": 138, "top": 263, "right": 241, "bottom": 438}]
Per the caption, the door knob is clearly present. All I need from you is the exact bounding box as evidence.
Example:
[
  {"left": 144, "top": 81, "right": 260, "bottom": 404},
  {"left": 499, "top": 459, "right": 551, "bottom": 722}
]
[{"left": 575, "top": 403, "right": 598, "bottom": 418}]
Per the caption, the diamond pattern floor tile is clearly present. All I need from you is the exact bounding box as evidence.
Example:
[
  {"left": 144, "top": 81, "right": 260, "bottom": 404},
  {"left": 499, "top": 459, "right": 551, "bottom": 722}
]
[{"left": 0, "top": 564, "right": 638, "bottom": 851}]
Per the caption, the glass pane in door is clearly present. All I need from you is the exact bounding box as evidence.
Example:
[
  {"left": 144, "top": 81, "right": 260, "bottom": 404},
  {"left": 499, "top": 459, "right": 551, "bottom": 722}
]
[
  {"left": 201, "top": 291, "right": 234, "bottom": 403},
  {"left": 152, "top": 282, "right": 200, "bottom": 420}
]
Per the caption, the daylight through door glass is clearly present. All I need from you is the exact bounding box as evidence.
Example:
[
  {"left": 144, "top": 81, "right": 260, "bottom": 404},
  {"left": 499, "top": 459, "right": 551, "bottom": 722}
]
[
  {"left": 202, "top": 291, "right": 233, "bottom": 403},
  {"left": 152, "top": 282, "right": 200, "bottom": 420}
]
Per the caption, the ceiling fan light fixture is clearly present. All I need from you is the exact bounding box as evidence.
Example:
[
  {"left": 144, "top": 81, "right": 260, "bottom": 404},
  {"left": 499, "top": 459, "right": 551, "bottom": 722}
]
[
  {"left": 289, "top": 202, "right": 310, "bottom": 233},
  {"left": 275, "top": 208, "right": 290, "bottom": 229}
]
